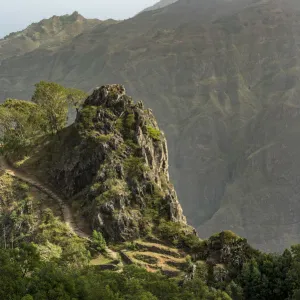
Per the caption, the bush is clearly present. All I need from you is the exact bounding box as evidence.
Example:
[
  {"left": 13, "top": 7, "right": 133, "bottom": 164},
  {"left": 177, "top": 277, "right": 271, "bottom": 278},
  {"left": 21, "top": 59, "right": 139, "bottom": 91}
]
[
  {"left": 146, "top": 126, "right": 161, "bottom": 141},
  {"left": 91, "top": 230, "right": 107, "bottom": 253},
  {"left": 158, "top": 220, "right": 203, "bottom": 251},
  {"left": 78, "top": 106, "right": 98, "bottom": 130},
  {"left": 124, "top": 156, "right": 148, "bottom": 179}
]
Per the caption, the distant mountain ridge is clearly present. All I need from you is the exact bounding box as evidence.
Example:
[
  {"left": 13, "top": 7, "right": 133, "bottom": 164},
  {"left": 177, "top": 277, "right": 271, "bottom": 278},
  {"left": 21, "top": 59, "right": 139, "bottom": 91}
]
[
  {"left": 0, "top": 11, "right": 103, "bottom": 60},
  {"left": 141, "top": 0, "right": 178, "bottom": 12}
]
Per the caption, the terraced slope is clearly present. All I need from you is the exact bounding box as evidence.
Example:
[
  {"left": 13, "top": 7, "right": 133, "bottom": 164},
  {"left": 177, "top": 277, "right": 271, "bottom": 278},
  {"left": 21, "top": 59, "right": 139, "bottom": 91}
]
[{"left": 120, "top": 240, "right": 189, "bottom": 276}]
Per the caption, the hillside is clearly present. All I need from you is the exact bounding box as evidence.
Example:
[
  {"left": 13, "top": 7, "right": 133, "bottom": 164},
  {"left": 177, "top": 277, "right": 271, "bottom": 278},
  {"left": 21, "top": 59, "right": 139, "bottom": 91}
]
[
  {"left": 141, "top": 0, "right": 178, "bottom": 12},
  {"left": 0, "top": 11, "right": 103, "bottom": 60},
  {"left": 16, "top": 84, "right": 190, "bottom": 243},
  {"left": 3, "top": 0, "right": 300, "bottom": 251},
  {"left": 3, "top": 83, "right": 300, "bottom": 299}
]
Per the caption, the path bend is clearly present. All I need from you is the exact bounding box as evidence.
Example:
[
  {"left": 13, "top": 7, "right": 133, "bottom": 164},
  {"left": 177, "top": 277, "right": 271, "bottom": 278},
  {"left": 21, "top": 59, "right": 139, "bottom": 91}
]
[{"left": 0, "top": 156, "right": 89, "bottom": 239}]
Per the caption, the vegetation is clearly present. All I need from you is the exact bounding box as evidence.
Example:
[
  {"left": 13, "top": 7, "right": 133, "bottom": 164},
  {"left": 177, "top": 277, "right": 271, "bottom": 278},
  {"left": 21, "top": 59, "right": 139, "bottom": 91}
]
[
  {"left": 158, "top": 220, "right": 203, "bottom": 251},
  {"left": 32, "top": 81, "right": 87, "bottom": 134},
  {"left": 91, "top": 230, "right": 107, "bottom": 254},
  {"left": 2, "top": 240, "right": 300, "bottom": 299},
  {"left": 124, "top": 156, "right": 149, "bottom": 179},
  {"left": 0, "top": 247, "right": 233, "bottom": 300},
  {"left": 0, "top": 82, "right": 87, "bottom": 158},
  {"left": 146, "top": 125, "right": 162, "bottom": 141},
  {"left": 116, "top": 112, "right": 136, "bottom": 140}
]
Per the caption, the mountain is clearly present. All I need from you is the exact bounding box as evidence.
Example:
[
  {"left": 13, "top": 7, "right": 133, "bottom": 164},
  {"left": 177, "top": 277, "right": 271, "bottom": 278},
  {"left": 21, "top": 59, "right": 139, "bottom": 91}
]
[
  {"left": 1, "top": 83, "right": 255, "bottom": 281},
  {"left": 0, "top": 11, "right": 103, "bottom": 60},
  {"left": 17, "top": 84, "right": 188, "bottom": 242},
  {"left": 141, "top": 0, "right": 178, "bottom": 12},
  {"left": 3, "top": 0, "right": 300, "bottom": 251},
  {"left": 3, "top": 84, "right": 300, "bottom": 300}
]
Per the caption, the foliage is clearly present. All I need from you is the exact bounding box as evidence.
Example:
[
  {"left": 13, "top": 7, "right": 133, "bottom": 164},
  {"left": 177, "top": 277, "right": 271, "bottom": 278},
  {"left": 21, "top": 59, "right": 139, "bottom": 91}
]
[
  {"left": 0, "top": 99, "right": 42, "bottom": 156},
  {"left": 3, "top": 234, "right": 300, "bottom": 299},
  {"left": 124, "top": 156, "right": 148, "bottom": 179},
  {"left": 66, "top": 87, "right": 88, "bottom": 109},
  {"left": 91, "top": 230, "right": 107, "bottom": 254},
  {"left": 0, "top": 83, "right": 86, "bottom": 157},
  {"left": 77, "top": 105, "right": 98, "bottom": 130},
  {"left": 116, "top": 112, "right": 136, "bottom": 140},
  {"left": 31, "top": 81, "right": 70, "bottom": 134},
  {"left": 157, "top": 220, "right": 203, "bottom": 251},
  {"left": 36, "top": 209, "right": 90, "bottom": 267},
  {"left": 0, "top": 247, "right": 234, "bottom": 300},
  {"left": 146, "top": 125, "right": 162, "bottom": 141}
]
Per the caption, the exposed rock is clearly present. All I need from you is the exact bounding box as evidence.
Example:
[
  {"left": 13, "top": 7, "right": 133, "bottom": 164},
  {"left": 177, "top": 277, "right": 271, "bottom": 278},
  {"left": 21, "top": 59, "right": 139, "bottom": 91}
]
[{"left": 28, "top": 84, "right": 186, "bottom": 242}]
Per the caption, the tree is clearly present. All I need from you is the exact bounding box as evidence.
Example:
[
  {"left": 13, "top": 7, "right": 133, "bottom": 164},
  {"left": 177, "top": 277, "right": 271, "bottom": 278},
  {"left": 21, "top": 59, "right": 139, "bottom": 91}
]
[
  {"left": 66, "top": 87, "right": 88, "bottom": 111},
  {"left": 32, "top": 81, "right": 69, "bottom": 134},
  {"left": 0, "top": 99, "right": 41, "bottom": 155},
  {"left": 91, "top": 230, "right": 107, "bottom": 253}
]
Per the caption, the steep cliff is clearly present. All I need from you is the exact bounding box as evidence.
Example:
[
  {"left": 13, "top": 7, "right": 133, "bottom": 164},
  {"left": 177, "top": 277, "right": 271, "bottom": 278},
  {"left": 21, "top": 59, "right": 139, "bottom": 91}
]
[{"left": 21, "top": 84, "right": 187, "bottom": 242}]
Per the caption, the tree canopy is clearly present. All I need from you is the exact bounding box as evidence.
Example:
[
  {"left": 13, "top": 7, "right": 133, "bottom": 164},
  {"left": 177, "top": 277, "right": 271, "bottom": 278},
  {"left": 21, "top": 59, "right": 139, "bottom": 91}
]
[{"left": 0, "top": 81, "right": 87, "bottom": 157}]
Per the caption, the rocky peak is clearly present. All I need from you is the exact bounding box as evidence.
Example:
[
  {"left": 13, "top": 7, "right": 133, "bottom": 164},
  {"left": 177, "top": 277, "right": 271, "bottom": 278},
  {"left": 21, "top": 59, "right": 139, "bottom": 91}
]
[
  {"left": 40, "top": 84, "right": 187, "bottom": 241},
  {"left": 0, "top": 12, "right": 101, "bottom": 60}
]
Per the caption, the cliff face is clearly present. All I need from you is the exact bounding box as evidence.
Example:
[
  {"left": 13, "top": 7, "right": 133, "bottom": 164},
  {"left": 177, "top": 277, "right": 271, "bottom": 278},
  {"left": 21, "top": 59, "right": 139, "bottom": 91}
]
[{"left": 26, "top": 85, "right": 186, "bottom": 241}]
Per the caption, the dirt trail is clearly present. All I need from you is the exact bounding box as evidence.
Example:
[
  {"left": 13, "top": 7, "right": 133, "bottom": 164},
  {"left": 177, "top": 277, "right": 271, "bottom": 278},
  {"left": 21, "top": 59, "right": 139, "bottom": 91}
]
[
  {"left": 0, "top": 156, "right": 89, "bottom": 239},
  {"left": 0, "top": 156, "right": 121, "bottom": 261}
]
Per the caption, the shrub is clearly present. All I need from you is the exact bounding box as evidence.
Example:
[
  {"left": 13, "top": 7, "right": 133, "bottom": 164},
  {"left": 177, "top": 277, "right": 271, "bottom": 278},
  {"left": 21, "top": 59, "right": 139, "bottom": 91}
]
[
  {"left": 116, "top": 112, "right": 136, "bottom": 140},
  {"left": 146, "top": 126, "right": 161, "bottom": 141},
  {"left": 124, "top": 156, "right": 148, "bottom": 179},
  {"left": 91, "top": 230, "right": 107, "bottom": 253},
  {"left": 78, "top": 106, "right": 97, "bottom": 130},
  {"left": 158, "top": 220, "right": 203, "bottom": 252}
]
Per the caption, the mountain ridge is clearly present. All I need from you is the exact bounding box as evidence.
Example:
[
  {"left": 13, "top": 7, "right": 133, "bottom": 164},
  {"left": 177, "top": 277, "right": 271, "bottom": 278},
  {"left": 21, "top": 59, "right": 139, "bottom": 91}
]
[
  {"left": 141, "top": 0, "right": 178, "bottom": 12},
  {"left": 0, "top": 11, "right": 103, "bottom": 60}
]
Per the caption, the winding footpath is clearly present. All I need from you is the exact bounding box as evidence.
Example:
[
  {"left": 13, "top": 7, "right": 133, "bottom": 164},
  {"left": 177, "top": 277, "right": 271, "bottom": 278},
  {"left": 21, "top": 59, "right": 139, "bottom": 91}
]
[
  {"left": 0, "top": 156, "right": 120, "bottom": 261},
  {"left": 0, "top": 156, "right": 89, "bottom": 238}
]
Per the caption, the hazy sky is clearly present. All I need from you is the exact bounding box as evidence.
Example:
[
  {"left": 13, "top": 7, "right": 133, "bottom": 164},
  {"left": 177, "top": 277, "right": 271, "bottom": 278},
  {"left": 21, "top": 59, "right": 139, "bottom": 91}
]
[{"left": 0, "top": 0, "right": 158, "bottom": 38}]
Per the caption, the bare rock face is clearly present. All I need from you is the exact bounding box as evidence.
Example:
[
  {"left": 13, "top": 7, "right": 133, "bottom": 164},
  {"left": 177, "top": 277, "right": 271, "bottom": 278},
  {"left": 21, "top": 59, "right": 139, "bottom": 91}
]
[{"left": 42, "top": 84, "right": 186, "bottom": 241}]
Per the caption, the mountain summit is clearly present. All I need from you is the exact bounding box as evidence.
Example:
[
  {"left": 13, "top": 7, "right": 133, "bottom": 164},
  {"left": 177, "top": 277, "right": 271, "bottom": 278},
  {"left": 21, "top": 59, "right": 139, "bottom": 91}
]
[
  {"left": 0, "top": 12, "right": 101, "bottom": 60},
  {"left": 20, "top": 84, "right": 188, "bottom": 242}
]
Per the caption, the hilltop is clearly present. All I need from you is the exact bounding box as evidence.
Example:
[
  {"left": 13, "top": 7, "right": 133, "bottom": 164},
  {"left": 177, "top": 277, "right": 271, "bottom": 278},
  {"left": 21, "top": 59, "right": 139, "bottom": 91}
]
[{"left": 0, "top": 11, "right": 104, "bottom": 60}]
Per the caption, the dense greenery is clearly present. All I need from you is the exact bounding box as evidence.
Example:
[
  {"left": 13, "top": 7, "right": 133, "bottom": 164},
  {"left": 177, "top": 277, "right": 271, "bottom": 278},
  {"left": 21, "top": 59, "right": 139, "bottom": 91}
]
[
  {"left": 4, "top": 82, "right": 300, "bottom": 299},
  {"left": 2, "top": 242, "right": 300, "bottom": 299},
  {"left": 32, "top": 81, "right": 87, "bottom": 134},
  {"left": 0, "top": 81, "right": 87, "bottom": 157},
  {"left": 0, "top": 243, "right": 230, "bottom": 300}
]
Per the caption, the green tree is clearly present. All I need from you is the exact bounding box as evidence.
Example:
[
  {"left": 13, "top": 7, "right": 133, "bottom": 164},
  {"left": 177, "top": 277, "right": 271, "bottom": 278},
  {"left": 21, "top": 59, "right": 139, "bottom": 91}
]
[
  {"left": 0, "top": 99, "right": 46, "bottom": 157},
  {"left": 91, "top": 230, "right": 107, "bottom": 253},
  {"left": 32, "top": 81, "right": 69, "bottom": 134},
  {"left": 66, "top": 87, "right": 88, "bottom": 111}
]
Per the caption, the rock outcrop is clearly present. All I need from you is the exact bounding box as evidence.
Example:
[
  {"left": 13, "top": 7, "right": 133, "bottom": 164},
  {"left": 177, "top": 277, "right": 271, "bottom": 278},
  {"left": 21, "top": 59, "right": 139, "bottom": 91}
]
[{"left": 31, "top": 84, "right": 186, "bottom": 242}]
